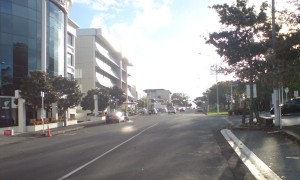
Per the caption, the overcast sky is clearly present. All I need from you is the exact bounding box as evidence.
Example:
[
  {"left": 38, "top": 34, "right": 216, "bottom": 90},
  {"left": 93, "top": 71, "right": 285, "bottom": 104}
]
[{"left": 69, "top": 0, "right": 283, "bottom": 100}]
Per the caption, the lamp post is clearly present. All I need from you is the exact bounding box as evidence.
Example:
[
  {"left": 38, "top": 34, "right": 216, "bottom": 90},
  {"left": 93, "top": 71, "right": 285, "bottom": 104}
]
[
  {"left": 41, "top": 91, "right": 45, "bottom": 133},
  {"left": 199, "top": 53, "right": 220, "bottom": 113},
  {"left": 272, "top": 0, "right": 281, "bottom": 127},
  {"left": 215, "top": 65, "right": 219, "bottom": 113}
]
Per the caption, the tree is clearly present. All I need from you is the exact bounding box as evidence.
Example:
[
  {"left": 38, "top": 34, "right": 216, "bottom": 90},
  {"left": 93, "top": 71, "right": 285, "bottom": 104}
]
[
  {"left": 206, "top": 0, "right": 274, "bottom": 123},
  {"left": 19, "top": 71, "right": 83, "bottom": 122},
  {"left": 194, "top": 96, "right": 206, "bottom": 107},
  {"left": 19, "top": 71, "right": 53, "bottom": 119},
  {"left": 51, "top": 75, "right": 83, "bottom": 119},
  {"left": 109, "top": 86, "right": 126, "bottom": 110},
  {"left": 171, "top": 93, "right": 189, "bottom": 107},
  {"left": 80, "top": 88, "right": 110, "bottom": 113},
  {"left": 137, "top": 97, "right": 149, "bottom": 108}
]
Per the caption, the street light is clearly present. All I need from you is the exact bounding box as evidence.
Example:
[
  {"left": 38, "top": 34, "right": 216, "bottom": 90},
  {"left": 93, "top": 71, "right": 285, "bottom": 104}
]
[
  {"left": 199, "top": 53, "right": 220, "bottom": 113},
  {"left": 271, "top": 0, "right": 281, "bottom": 127},
  {"left": 215, "top": 65, "right": 220, "bottom": 113}
]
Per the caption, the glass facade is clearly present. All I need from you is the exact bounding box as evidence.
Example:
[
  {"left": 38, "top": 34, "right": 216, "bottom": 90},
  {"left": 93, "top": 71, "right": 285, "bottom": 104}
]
[
  {"left": 0, "top": 0, "right": 66, "bottom": 95},
  {"left": 46, "top": 0, "right": 65, "bottom": 76}
]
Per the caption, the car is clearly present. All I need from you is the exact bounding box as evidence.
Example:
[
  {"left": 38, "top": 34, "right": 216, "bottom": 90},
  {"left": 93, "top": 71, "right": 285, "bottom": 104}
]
[
  {"left": 270, "top": 97, "right": 300, "bottom": 115},
  {"left": 138, "top": 108, "right": 147, "bottom": 114},
  {"left": 179, "top": 107, "right": 186, "bottom": 112},
  {"left": 106, "top": 111, "right": 125, "bottom": 123},
  {"left": 157, "top": 107, "right": 168, "bottom": 113},
  {"left": 167, "top": 106, "right": 176, "bottom": 114},
  {"left": 148, "top": 108, "right": 158, "bottom": 115},
  {"left": 196, "top": 106, "right": 203, "bottom": 112}
]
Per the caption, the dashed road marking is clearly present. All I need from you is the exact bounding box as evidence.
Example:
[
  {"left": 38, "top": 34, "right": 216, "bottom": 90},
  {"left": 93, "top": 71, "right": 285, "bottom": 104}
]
[{"left": 58, "top": 123, "right": 159, "bottom": 180}]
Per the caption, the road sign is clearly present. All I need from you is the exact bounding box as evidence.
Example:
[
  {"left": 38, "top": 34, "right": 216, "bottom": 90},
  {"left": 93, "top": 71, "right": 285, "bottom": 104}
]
[
  {"left": 294, "top": 91, "right": 299, "bottom": 97},
  {"left": 284, "top": 87, "right": 289, "bottom": 93},
  {"left": 246, "top": 84, "right": 257, "bottom": 98},
  {"left": 41, "top": 109, "right": 46, "bottom": 119}
]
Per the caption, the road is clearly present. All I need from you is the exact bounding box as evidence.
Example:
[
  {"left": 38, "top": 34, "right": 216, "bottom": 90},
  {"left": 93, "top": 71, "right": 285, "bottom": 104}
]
[{"left": 0, "top": 110, "right": 254, "bottom": 180}]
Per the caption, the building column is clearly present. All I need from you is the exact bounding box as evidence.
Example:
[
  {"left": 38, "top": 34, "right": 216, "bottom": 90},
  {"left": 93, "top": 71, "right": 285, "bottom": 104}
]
[
  {"left": 18, "top": 98, "right": 26, "bottom": 133},
  {"left": 94, "top": 95, "right": 99, "bottom": 116},
  {"left": 52, "top": 102, "right": 58, "bottom": 120}
]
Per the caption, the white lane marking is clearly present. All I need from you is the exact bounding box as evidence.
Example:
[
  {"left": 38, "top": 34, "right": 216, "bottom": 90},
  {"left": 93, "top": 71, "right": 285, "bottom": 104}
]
[
  {"left": 286, "top": 157, "right": 299, "bottom": 159},
  {"left": 221, "top": 129, "right": 281, "bottom": 180},
  {"left": 58, "top": 123, "right": 158, "bottom": 180}
]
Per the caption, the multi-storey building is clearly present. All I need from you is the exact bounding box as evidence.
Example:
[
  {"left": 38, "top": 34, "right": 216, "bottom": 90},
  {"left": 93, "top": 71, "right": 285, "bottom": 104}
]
[
  {"left": 75, "top": 28, "right": 133, "bottom": 94},
  {"left": 66, "top": 18, "right": 79, "bottom": 80},
  {"left": 0, "top": 0, "right": 73, "bottom": 95},
  {"left": 144, "top": 89, "right": 172, "bottom": 103},
  {"left": 0, "top": 0, "right": 75, "bottom": 131},
  {"left": 75, "top": 28, "right": 135, "bottom": 119}
]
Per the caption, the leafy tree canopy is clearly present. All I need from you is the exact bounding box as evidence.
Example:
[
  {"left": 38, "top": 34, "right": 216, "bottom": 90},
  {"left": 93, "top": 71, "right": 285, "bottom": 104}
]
[
  {"left": 80, "top": 86, "right": 126, "bottom": 113},
  {"left": 206, "top": 0, "right": 274, "bottom": 83},
  {"left": 80, "top": 88, "right": 110, "bottom": 112},
  {"left": 51, "top": 75, "right": 83, "bottom": 118},
  {"left": 171, "top": 93, "right": 189, "bottom": 107},
  {"left": 19, "top": 71, "right": 83, "bottom": 119},
  {"left": 20, "top": 71, "right": 53, "bottom": 110}
]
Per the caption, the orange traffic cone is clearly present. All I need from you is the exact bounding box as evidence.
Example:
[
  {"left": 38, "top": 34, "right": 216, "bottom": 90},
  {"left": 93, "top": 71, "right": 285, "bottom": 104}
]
[{"left": 46, "top": 125, "right": 52, "bottom": 137}]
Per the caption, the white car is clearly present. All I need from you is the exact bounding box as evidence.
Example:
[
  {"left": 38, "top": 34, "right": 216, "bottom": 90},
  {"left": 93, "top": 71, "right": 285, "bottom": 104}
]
[
  {"left": 196, "top": 107, "right": 203, "bottom": 112},
  {"left": 167, "top": 106, "right": 176, "bottom": 114}
]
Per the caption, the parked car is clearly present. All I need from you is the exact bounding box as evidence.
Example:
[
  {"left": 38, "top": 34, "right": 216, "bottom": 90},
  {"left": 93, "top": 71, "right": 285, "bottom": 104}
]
[
  {"left": 178, "top": 107, "right": 186, "bottom": 112},
  {"left": 148, "top": 108, "right": 158, "bottom": 115},
  {"left": 157, "top": 107, "right": 168, "bottom": 113},
  {"left": 106, "top": 111, "right": 125, "bottom": 123},
  {"left": 196, "top": 106, "right": 203, "bottom": 112},
  {"left": 270, "top": 97, "right": 300, "bottom": 115},
  {"left": 167, "top": 106, "right": 176, "bottom": 114},
  {"left": 138, "top": 108, "right": 147, "bottom": 114}
]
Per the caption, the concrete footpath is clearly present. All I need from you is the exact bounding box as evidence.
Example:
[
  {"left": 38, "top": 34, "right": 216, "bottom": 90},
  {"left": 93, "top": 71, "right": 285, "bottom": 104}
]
[
  {"left": 0, "top": 120, "right": 107, "bottom": 146},
  {"left": 224, "top": 115, "right": 300, "bottom": 180}
]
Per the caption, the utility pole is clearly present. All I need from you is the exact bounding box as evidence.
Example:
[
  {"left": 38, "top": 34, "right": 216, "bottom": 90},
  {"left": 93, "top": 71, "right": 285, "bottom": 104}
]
[
  {"left": 198, "top": 53, "right": 220, "bottom": 113},
  {"left": 216, "top": 65, "right": 219, "bottom": 113},
  {"left": 272, "top": 0, "right": 281, "bottom": 127}
]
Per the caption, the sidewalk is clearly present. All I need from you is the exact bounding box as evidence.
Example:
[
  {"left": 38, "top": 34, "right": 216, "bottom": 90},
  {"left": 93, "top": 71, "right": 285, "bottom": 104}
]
[
  {"left": 225, "top": 115, "right": 300, "bottom": 180},
  {"left": 0, "top": 119, "right": 107, "bottom": 146}
]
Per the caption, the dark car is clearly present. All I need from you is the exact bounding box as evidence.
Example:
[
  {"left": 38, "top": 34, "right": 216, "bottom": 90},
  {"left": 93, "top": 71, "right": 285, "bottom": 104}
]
[
  {"left": 178, "top": 107, "right": 186, "bottom": 112},
  {"left": 148, "top": 108, "right": 158, "bottom": 115},
  {"left": 106, "top": 111, "right": 125, "bottom": 123},
  {"left": 270, "top": 97, "right": 300, "bottom": 115},
  {"left": 137, "top": 108, "right": 147, "bottom": 114}
]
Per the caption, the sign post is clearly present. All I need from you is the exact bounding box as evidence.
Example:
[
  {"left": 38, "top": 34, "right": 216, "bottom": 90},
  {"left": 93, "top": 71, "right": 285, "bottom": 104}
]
[
  {"left": 230, "top": 84, "right": 239, "bottom": 110},
  {"left": 284, "top": 87, "right": 289, "bottom": 103},
  {"left": 41, "top": 91, "right": 45, "bottom": 134}
]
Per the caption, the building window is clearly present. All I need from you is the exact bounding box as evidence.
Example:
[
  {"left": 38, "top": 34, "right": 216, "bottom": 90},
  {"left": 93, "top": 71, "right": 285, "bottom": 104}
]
[
  {"left": 67, "top": 33, "right": 73, "bottom": 46},
  {"left": 67, "top": 53, "right": 73, "bottom": 66},
  {"left": 67, "top": 72, "right": 73, "bottom": 79}
]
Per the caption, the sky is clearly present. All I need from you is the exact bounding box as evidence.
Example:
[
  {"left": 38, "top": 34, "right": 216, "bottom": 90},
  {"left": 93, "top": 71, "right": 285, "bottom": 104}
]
[{"left": 69, "top": 0, "right": 273, "bottom": 100}]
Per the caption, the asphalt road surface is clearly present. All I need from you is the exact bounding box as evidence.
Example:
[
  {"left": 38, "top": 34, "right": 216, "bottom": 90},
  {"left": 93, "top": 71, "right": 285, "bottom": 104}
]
[{"left": 0, "top": 110, "right": 254, "bottom": 180}]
